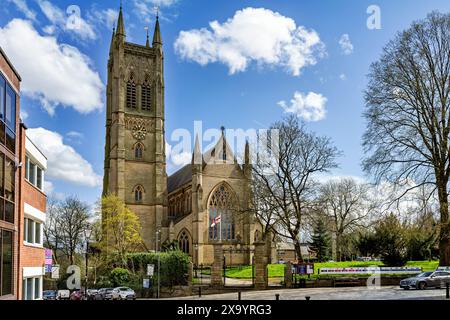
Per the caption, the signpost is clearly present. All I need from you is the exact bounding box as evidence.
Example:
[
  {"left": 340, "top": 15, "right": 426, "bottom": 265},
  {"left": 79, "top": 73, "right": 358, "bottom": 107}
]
[
  {"left": 143, "top": 278, "right": 150, "bottom": 289},
  {"left": 45, "top": 249, "right": 53, "bottom": 273},
  {"left": 147, "top": 264, "right": 155, "bottom": 277},
  {"left": 51, "top": 265, "right": 60, "bottom": 279}
]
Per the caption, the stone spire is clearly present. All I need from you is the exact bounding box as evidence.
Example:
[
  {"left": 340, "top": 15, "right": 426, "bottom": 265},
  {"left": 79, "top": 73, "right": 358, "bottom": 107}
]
[
  {"left": 152, "top": 15, "right": 162, "bottom": 48},
  {"left": 192, "top": 134, "right": 202, "bottom": 165},
  {"left": 145, "top": 26, "right": 150, "bottom": 47},
  {"left": 116, "top": 3, "right": 125, "bottom": 38},
  {"left": 244, "top": 140, "right": 250, "bottom": 165},
  {"left": 109, "top": 26, "right": 116, "bottom": 55}
]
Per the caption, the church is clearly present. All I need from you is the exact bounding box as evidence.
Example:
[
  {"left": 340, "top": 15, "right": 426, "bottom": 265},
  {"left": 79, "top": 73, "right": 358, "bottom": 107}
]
[{"left": 102, "top": 7, "right": 261, "bottom": 266}]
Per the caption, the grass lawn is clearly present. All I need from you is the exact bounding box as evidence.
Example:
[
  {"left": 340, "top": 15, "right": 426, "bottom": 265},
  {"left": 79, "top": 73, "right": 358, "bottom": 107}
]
[{"left": 209, "top": 260, "right": 440, "bottom": 279}]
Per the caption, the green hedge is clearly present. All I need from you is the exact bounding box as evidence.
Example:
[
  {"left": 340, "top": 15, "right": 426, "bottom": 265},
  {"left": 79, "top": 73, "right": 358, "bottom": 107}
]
[{"left": 126, "top": 250, "right": 190, "bottom": 288}]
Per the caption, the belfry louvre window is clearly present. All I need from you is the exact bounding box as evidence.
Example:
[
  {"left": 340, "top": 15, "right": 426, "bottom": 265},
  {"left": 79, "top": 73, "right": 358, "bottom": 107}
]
[
  {"left": 141, "top": 79, "right": 151, "bottom": 111},
  {"left": 126, "top": 75, "right": 137, "bottom": 109},
  {"left": 134, "top": 185, "right": 143, "bottom": 202}
]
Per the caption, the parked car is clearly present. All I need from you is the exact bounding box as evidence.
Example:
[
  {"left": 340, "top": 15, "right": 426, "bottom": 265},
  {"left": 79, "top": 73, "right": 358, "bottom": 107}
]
[
  {"left": 98, "top": 288, "right": 114, "bottom": 300},
  {"left": 400, "top": 271, "right": 450, "bottom": 290},
  {"left": 56, "top": 290, "right": 70, "bottom": 300},
  {"left": 42, "top": 290, "right": 57, "bottom": 300},
  {"left": 70, "top": 290, "right": 83, "bottom": 300},
  {"left": 86, "top": 289, "right": 98, "bottom": 300},
  {"left": 111, "top": 287, "right": 136, "bottom": 300}
]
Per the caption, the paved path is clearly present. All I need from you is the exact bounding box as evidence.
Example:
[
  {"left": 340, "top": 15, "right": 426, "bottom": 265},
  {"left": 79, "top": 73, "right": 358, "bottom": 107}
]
[{"left": 162, "top": 286, "right": 450, "bottom": 300}]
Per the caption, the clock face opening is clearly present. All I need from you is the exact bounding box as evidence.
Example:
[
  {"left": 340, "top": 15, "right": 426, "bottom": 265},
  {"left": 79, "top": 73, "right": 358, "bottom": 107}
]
[{"left": 132, "top": 124, "right": 147, "bottom": 140}]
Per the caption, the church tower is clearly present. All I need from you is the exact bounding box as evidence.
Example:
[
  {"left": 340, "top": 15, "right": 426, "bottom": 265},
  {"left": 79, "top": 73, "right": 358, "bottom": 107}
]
[{"left": 103, "top": 6, "right": 168, "bottom": 249}]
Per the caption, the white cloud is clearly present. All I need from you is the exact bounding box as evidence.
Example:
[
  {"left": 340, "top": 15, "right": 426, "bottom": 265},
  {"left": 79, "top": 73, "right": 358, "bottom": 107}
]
[
  {"left": 278, "top": 91, "right": 327, "bottom": 121},
  {"left": 339, "top": 33, "right": 353, "bottom": 55},
  {"left": 166, "top": 142, "right": 191, "bottom": 167},
  {"left": 87, "top": 8, "right": 118, "bottom": 30},
  {"left": 44, "top": 180, "right": 54, "bottom": 193},
  {"left": 66, "top": 131, "right": 84, "bottom": 138},
  {"left": 133, "top": 0, "right": 178, "bottom": 22},
  {"left": 339, "top": 73, "right": 347, "bottom": 80},
  {"left": 20, "top": 109, "right": 29, "bottom": 120},
  {"left": 27, "top": 127, "right": 102, "bottom": 188},
  {"left": 174, "top": 7, "right": 325, "bottom": 76},
  {"left": 7, "top": 0, "right": 37, "bottom": 21},
  {"left": 37, "top": 0, "right": 96, "bottom": 40},
  {"left": 0, "top": 19, "right": 104, "bottom": 115}
]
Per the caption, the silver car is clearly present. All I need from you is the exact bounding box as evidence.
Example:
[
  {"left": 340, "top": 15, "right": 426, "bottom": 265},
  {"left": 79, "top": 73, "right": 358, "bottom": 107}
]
[{"left": 400, "top": 271, "right": 450, "bottom": 290}]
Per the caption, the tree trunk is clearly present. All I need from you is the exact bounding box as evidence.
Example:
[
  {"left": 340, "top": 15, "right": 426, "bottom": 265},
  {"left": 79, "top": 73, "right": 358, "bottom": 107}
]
[
  {"left": 335, "top": 233, "right": 341, "bottom": 262},
  {"left": 437, "top": 182, "right": 450, "bottom": 266},
  {"left": 295, "top": 242, "right": 304, "bottom": 262}
]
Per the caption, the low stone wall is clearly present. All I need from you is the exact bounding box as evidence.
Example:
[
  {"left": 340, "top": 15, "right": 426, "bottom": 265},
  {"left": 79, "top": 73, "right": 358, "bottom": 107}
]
[{"left": 302, "top": 275, "right": 411, "bottom": 288}]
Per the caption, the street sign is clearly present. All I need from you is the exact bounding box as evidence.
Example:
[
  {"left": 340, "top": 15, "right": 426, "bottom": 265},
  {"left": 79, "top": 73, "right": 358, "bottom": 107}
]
[
  {"left": 51, "top": 265, "right": 60, "bottom": 279},
  {"left": 143, "top": 278, "right": 150, "bottom": 288},
  {"left": 147, "top": 264, "right": 155, "bottom": 276}
]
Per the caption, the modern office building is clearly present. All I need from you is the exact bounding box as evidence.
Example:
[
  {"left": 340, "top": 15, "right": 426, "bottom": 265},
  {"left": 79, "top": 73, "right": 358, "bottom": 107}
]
[
  {"left": 0, "top": 46, "right": 21, "bottom": 300},
  {"left": 17, "top": 125, "right": 47, "bottom": 300}
]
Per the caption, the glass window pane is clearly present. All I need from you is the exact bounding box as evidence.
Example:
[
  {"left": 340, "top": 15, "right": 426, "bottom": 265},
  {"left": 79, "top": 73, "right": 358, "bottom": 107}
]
[
  {"left": 26, "top": 278, "right": 32, "bottom": 300},
  {"left": 37, "top": 167, "right": 42, "bottom": 190},
  {"left": 22, "top": 279, "right": 26, "bottom": 300},
  {"left": 4, "top": 201, "right": 13, "bottom": 224},
  {"left": 34, "top": 278, "right": 40, "bottom": 299},
  {"left": 25, "top": 156, "right": 29, "bottom": 181},
  {"left": 0, "top": 153, "right": 3, "bottom": 198},
  {"left": 29, "top": 162, "right": 36, "bottom": 185},
  {"left": 0, "top": 75, "right": 5, "bottom": 121},
  {"left": 4, "top": 159, "right": 14, "bottom": 202},
  {"left": 35, "top": 222, "right": 41, "bottom": 244},
  {"left": 27, "top": 219, "right": 33, "bottom": 243},
  {"left": 2, "top": 230, "right": 13, "bottom": 295},
  {"left": 5, "top": 85, "right": 15, "bottom": 131},
  {"left": 5, "top": 127, "right": 15, "bottom": 153},
  {"left": 24, "top": 218, "right": 28, "bottom": 242}
]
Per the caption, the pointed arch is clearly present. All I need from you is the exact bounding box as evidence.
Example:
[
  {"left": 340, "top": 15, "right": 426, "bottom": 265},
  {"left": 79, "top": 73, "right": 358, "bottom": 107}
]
[
  {"left": 207, "top": 182, "right": 237, "bottom": 241},
  {"left": 126, "top": 72, "right": 137, "bottom": 109},
  {"left": 133, "top": 184, "right": 145, "bottom": 202},
  {"left": 178, "top": 229, "right": 191, "bottom": 254},
  {"left": 141, "top": 75, "right": 152, "bottom": 111},
  {"left": 133, "top": 142, "right": 144, "bottom": 159}
]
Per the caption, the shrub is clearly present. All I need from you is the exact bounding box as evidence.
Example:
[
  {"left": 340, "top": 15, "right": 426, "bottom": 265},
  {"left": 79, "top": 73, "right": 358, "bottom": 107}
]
[
  {"left": 110, "top": 268, "right": 132, "bottom": 287},
  {"left": 126, "top": 250, "right": 190, "bottom": 287}
]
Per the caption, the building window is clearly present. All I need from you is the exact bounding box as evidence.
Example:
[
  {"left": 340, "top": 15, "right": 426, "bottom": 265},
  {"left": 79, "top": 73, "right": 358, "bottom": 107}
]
[
  {"left": 134, "top": 185, "right": 144, "bottom": 202},
  {"left": 178, "top": 230, "right": 190, "bottom": 254},
  {"left": 208, "top": 184, "right": 236, "bottom": 241},
  {"left": 0, "top": 155, "right": 15, "bottom": 224},
  {"left": 141, "top": 78, "right": 151, "bottom": 111},
  {"left": 24, "top": 218, "right": 42, "bottom": 245},
  {"left": 22, "top": 276, "right": 42, "bottom": 300},
  {"left": 25, "top": 155, "right": 44, "bottom": 191},
  {"left": 126, "top": 74, "right": 137, "bottom": 109},
  {"left": 0, "top": 74, "right": 16, "bottom": 152},
  {"left": 0, "top": 229, "right": 13, "bottom": 296},
  {"left": 134, "top": 143, "right": 143, "bottom": 159}
]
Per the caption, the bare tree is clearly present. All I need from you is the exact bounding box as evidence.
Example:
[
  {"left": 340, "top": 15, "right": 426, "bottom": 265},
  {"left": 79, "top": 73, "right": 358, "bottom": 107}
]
[
  {"left": 362, "top": 12, "right": 450, "bottom": 265},
  {"left": 252, "top": 115, "right": 341, "bottom": 261},
  {"left": 319, "top": 178, "right": 376, "bottom": 261},
  {"left": 56, "top": 196, "right": 91, "bottom": 265}
]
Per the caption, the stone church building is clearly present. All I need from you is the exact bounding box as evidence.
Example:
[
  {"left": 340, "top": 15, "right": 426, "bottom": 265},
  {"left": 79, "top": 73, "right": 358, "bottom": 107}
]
[{"left": 102, "top": 7, "right": 261, "bottom": 266}]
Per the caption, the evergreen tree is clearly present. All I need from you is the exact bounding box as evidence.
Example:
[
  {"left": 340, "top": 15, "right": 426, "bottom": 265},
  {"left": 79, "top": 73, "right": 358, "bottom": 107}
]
[{"left": 309, "top": 219, "right": 331, "bottom": 262}]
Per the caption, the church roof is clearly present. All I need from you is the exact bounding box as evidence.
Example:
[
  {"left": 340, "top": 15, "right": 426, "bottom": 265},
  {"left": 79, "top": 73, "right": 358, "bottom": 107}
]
[
  {"left": 167, "top": 130, "right": 239, "bottom": 194},
  {"left": 167, "top": 164, "right": 192, "bottom": 193}
]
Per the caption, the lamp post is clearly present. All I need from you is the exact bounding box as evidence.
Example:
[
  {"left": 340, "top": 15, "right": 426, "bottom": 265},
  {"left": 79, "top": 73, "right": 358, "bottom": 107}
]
[
  {"left": 194, "top": 244, "right": 199, "bottom": 277},
  {"left": 84, "top": 227, "right": 93, "bottom": 300},
  {"left": 156, "top": 229, "right": 161, "bottom": 299}
]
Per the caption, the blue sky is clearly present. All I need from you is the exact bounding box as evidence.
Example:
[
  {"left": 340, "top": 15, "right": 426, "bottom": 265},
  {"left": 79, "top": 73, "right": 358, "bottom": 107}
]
[{"left": 1, "top": 0, "right": 449, "bottom": 207}]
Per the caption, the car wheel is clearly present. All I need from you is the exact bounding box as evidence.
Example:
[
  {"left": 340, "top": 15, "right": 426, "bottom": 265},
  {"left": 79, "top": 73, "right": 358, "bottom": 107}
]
[{"left": 418, "top": 282, "right": 427, "bottom": 290}]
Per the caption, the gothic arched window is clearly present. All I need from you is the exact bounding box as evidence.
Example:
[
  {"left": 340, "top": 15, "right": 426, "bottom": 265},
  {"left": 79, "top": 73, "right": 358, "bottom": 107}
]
[
  {"left": 178, "top": 230, "right": 190, "bottom": 254},
  {"left": 134, "top": 185, "right": 144, "bottom": 202},
  {"left": 134, "top": 143, "right": 144, "bottom": 159},
  {"left": 208, "top": 183, "right": 236, "bottom": 241},
  {"left": 126, "top": 73, "right": 137, "bottom": 109},
  {"left": 141, "top": 77, "right": 151, "bottom": 111}
]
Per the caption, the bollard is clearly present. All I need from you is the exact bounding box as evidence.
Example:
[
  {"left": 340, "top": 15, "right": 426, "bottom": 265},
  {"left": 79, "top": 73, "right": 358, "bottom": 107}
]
[
  {"left": 199, "top": 286, "right": 202, "bottom": 298},
  {"left": 446, "top": 283, "right": 449, "bottom": 299},
  {"left": 275, "top": 294, "right": 280, "bottom": 301},
  {"left": 238, "top": 291, "right": 241, "bottom": 300},
  {"left": 305, "top": 296, "right": 311, "bottom": 301}
]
